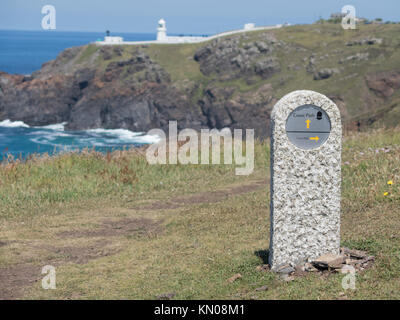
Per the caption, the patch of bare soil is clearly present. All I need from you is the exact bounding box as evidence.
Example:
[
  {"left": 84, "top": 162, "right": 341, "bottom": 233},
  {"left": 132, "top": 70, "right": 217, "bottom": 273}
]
[
  {"left": 57, "top": 218, "right": 163, "bottom": 239},
  {"left": 135, "top": 179, "right": 267, "bottom": 210},
  {"left": 0, "top": 239, "right": 118, "bottom": 300},
  {"left": 0, "top": 240, "right": 9, "bottom": 247},
  {"left": 41, "top": 239, "right": 117, "bottom": 265},
  {"left": 0, "top": 264, "right": 42, "bottom": 300}
]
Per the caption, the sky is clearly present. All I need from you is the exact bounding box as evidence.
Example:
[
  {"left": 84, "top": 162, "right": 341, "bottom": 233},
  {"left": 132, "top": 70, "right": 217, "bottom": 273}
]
[{"left": 0, "top": 0, "right": 399, "bottom": 34}]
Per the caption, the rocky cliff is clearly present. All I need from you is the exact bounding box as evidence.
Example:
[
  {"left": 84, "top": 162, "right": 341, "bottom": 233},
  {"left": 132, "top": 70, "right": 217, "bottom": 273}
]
[{"left": 1, "top": 23, "right": 400, "bottom": 138}]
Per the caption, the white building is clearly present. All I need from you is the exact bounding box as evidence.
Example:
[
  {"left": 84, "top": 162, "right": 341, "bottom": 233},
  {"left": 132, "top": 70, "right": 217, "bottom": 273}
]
[
  {"left": 244, "top": 23, "right": 255, "bottom": 30},
  {"left": 104, "top": 36, "right": 124, "bottom": 44}
]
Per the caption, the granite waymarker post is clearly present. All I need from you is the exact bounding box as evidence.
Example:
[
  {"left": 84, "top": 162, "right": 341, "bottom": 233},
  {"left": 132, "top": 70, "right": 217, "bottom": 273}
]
[{"left": 269, "top": 90, "right": 342, "bottom": 270}]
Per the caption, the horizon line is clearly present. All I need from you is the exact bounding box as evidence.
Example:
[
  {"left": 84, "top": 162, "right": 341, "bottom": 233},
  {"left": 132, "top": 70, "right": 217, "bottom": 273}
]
[{"left": 0, "top": 28, "right": 157, "bottom": 34}]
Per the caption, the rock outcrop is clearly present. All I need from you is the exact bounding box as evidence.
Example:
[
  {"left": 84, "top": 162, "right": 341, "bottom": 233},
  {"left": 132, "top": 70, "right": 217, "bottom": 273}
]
[
  {"left": 313, "top": 68, "right": 340, "bottom": 80},
  {"left": 194, "top": 35, "right": 281, "bottom": 81},
  {"left": 366, "top": 70, "right": 400, "bottom": 98},
  {"left": 346, "top": 38, "right": 383, "bottom": 46}
]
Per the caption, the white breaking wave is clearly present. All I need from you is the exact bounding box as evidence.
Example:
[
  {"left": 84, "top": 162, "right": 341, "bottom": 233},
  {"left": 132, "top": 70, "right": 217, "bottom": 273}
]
[
  {"left": 87, "top": 128, "right": 161, "bottom": 144},
  {"left": 88, "top": 128, "right": 144, "bottom": 137},
  {"left": 130, "top": 134, "right": 161, "bottom": 144},
  {"left": 0, "top": 119, "right": 30, "bottom": 128},
  {"left": 36, "top": 122, "right": 67, "bottom": 131},
  {"left": 29, "top": 127, "right": 160, "bottom": 148},
  {"left": 28, "top": 130, "right": 70, "bottom": 137},
  {"left": 0, "top": 119, "right": 67, "bottom": 130}
]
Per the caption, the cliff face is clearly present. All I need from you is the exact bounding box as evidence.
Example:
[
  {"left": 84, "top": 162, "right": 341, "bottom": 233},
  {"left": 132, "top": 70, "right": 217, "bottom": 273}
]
[
  {"left": 0, "top": 48, "right": 201, "bottom": 132},
  {"left": 1, "top": 23, "right": 400, "bottom": 137}
]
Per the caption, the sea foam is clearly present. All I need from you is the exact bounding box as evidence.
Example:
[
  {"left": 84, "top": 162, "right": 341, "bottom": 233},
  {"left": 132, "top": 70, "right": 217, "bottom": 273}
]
[
  {"left": 0, "top": 119, "right": 30, "bottom": 128},
  {"left": 37, "top": 122, "right": 67, "bottom": 131},
  {"left": 87, "top": 128, "right": 161, "bottom": 144}
]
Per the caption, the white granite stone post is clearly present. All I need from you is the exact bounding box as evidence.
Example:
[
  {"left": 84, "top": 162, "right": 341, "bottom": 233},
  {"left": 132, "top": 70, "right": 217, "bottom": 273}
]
[{"left": 269, "top": 90, "right": 342, "bottom": 270}]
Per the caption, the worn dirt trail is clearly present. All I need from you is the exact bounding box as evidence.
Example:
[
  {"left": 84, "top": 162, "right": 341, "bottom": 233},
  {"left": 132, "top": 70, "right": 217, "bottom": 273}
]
[{"left": 0, "top": 179, "right": 267, "bottom": 299}]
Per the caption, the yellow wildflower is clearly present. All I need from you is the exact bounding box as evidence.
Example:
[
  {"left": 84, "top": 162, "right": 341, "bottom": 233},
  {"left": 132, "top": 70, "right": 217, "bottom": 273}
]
[
  {"left": 387, "top": 180, "right": 393, "bottom": 185},
  {"left": 383, "top": 192, "right": 389, "bottom": 196}
]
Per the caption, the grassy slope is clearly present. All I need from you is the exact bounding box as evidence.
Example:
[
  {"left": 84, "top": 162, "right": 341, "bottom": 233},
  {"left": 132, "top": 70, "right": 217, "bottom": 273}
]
[
  {"left": 70, "top": 23, "right": 400, "bottom": 129},
  {"left": 1, "top": 127, "right": 399, "bottom": 299}
]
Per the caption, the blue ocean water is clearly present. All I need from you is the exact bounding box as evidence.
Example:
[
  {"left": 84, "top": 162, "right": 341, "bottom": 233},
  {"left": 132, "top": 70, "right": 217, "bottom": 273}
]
[{"left": 0, "top": 30, "right": 159, "bottom": 159}]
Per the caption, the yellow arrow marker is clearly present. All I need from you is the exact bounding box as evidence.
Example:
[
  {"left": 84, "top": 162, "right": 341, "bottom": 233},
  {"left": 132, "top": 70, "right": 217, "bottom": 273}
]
[
  {"left": 305, "top": 119, "right": 311, "bottom": 129},
  {"left": 310, "top": 136, "right": 319, "bottom": 141}
]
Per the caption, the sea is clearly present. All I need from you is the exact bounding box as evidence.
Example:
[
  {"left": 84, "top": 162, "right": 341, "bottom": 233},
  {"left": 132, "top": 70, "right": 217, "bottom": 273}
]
[{"left": 0, "top": 29, "right": 160, "bottom": 160}]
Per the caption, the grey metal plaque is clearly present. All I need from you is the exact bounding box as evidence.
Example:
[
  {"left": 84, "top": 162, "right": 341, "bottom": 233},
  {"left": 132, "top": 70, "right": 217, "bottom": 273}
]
[{"left": 285, "top": 104, "right": 331, "bottom": 150}]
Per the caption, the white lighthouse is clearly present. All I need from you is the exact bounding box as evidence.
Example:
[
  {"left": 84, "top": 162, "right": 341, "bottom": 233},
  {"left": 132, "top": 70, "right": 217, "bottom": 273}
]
[{"left": 157, "top": 19, "right": 167, "bottom": 42}]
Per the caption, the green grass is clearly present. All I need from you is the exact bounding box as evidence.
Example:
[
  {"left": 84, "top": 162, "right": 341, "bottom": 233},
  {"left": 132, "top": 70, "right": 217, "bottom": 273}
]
[
  {"left": 0, "top": 147, "right": 246, "bottom": 220},
  {"left": 75, "top": 45, "right": 99, "bottom": 64},
  {"left": 1, "top": 127, "right": 400, "bottom": 299},
  {"left": 145, "top": 43, "right": 205, "bottom": 82}
]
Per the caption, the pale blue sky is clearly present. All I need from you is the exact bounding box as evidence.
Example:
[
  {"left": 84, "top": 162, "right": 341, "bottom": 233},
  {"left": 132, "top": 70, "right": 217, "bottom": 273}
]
[{"left": 1, "top": 0, "right": 398, "bottom": 34}]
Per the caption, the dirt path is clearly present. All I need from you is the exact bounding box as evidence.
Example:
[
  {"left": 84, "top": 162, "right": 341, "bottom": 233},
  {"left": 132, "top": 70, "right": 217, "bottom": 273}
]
[
  {"left": 0, "top": 178, "right": 267, "bottom": 300},
  {"left": 134, "top": 179, "right": 267, "bottom": 210}
]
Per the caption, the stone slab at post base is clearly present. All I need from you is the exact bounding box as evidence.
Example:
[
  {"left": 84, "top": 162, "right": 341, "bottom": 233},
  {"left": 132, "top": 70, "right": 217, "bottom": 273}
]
[{"left": 269, "top": 90, "right": 342, "bottom": 271}]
